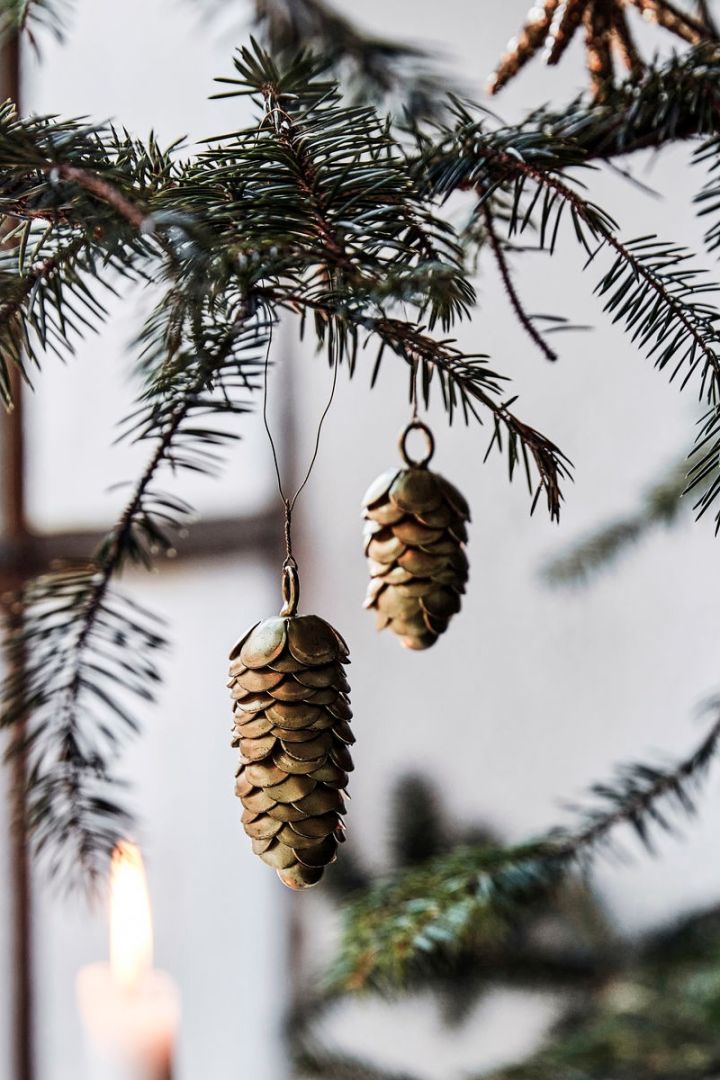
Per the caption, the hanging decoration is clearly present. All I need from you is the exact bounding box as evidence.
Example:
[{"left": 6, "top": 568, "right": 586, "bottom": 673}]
[
  {"left": 362, "top": 418, "right": 471, "bottom": 651},
  {"left": 229, "top": 336, "right": 353, "bottom": 889}
]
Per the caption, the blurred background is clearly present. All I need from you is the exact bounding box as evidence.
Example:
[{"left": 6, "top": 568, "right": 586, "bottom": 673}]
[{"left": 2, "top": 1, "right": 720, "bottom": 1077}]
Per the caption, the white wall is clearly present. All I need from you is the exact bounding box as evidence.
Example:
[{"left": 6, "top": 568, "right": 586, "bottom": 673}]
[
  {"left": 289, "top": 2, "right": 720, "bottom": 1074},
  {"left": 3, "top": 2, "right": 720, "bottom": 1078},
  {"left": 11, "top": 5, "right": 288, "bottom": 1077}
]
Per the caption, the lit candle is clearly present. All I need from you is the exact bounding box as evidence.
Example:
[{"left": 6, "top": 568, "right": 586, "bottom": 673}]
[{"left": 77, "top": 843, "right": 181, "bottom": 1080}]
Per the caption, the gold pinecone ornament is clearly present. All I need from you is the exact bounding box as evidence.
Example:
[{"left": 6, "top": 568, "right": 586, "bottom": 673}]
[
  {"left": 362, "top": 420, "right": 470, "bottom": 650},
  {"left": 229, "top": 564, "right": 353, "bottom": 889}
]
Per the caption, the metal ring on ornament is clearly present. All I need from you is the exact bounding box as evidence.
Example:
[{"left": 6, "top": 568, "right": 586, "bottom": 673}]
[
  {"left": 398, "top": 418, "right": 435, "bottom": 469},
  {"left": 280, "top": 559, "right": 300, "bottom": 617}
]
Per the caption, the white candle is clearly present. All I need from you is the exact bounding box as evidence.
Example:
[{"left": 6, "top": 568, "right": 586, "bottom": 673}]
[{"left": 77, "top": 843, "right": 181, "bottom": 1080}]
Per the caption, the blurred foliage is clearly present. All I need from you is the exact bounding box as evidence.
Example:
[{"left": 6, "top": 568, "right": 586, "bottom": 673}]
[
  {"left": 296, "top": 774, "right": 720, "bottom": 1080},
  {"left": 542, "top": 461, "right": 690, "bottom": 586},
  {"left": 293, "top": 774, "right": 614, "bottom": 1076},
  {"left": 327, "top": 700, "right": 720, "bottom": 991},
  {"left": 487, "top": 908, "right": 720, "bottom": 1080}
]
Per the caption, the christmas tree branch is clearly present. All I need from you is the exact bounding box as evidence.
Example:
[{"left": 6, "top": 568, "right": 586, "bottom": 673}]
[
  {"left": 421, "top": 109, "right": 720, "bottom": 519},
  {"left": 430, "top": 120, "right": 720, "bottom": 395},
  {"left": 49, "top": 163, "right": 148, "bottom": 230},
  {"left": 0, "top": 230, "right": 88, "bottom": 404},
  {"left": 2, "top": 295, "right": 268, "bottom": 884},
  {"left": 330, "top": 698, "right": 720, "bottom": 991},
  {"left": 207, "top": 43, "right": 571, "bottom": 518},
  {"left": 0, "top": 108, "right": 183, "bottom": 402},
  {"left": 0, "top": 0, "right": 69, "bottom": 46},
  {"left": 533, "top": 45, "right": 720, "bottom": 162}
]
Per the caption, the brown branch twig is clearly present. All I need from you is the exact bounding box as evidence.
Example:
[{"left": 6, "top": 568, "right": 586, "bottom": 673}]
[
  {"left": 472, "top": 144, "right": 720, "bottom": 389},
  {"left": 481, "top": 202, "right": 558, "bottom": 363}
]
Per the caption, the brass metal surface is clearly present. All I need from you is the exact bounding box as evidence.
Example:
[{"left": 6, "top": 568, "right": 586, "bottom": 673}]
[
  {"left": 362, "top": 420, "right": 471, "bottom": 650},
  {"left": 228, "top": 572, "right": 352, "bottom": 889}
]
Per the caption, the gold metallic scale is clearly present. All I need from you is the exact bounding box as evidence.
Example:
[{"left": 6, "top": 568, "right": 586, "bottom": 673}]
[
  {"left": 229, "top": 563, "right": 353, "bottom": 889},
  {"left": 362, "top": 420, "right": 471, "bottom": 650}
]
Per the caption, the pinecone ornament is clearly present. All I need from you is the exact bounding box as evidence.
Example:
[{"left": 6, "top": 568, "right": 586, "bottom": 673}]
[
  {"left": 229, "top": 564, "right": 353, "bottom": 889},
  {"left": 362, "top": 420, "right": 470, "bottom": 650}
]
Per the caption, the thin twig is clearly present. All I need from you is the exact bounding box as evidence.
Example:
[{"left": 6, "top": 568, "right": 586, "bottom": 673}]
[
  {"left": 481, "top": 202, "right": 558, "bottom": 362},
  {"left": 472, "top": 144, "right": 720, "bottom": 388}
]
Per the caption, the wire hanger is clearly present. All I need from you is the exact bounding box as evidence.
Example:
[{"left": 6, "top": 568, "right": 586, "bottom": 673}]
[{"left": 262, "top": 324, "right": 339, "bottom": 588}]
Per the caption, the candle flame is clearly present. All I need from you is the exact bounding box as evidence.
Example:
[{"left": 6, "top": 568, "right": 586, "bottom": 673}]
[{"left": 109, "top": 842, "right": 153, "bottom": 990}]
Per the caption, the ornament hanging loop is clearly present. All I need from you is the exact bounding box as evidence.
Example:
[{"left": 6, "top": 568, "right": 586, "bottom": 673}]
[
  {"left": 399, "top": 418, "right": 435, "bottom": 469},
  {"left": 280, "top": 559, "right": 300, "bottom": 617}
]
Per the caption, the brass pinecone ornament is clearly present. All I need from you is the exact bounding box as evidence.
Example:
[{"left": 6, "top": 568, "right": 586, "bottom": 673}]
[
  {"left": 229, "top": 564, "right": 353, "bottom": 889},
  {"left": 362, "top": 419, "right": 470, "bottom": 650}
]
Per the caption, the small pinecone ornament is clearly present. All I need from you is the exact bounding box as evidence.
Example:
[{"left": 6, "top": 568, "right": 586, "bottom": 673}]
[
  {"left": 229, "top": 563, "right": 353, "bottom": 889},
  {"left": 362, "top": 419, "right": 470, "bottom": 650}
]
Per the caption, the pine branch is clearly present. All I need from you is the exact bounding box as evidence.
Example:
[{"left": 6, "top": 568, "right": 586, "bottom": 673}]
[
  {"left": 2, "top": 564, "right": 164, "bottom": 884},
  {"left": 2, "top": 297, "right": 268, "bottom": 885},
  {"left": 205, "top": 43, "right": 571, "bottom": 519},
  {"left": 0, "top": 108, "right": 183, "bottom": 404},
  {"left": 267, "top": 290, "right": 573, "bottom": 521},
  {"left": 329, "top": 699, "right": 720, "bottom": 991},
  {"left": 421, "top": 108, "right": 720, "bottom": 520},
  {"left": 249, "top": 0, "right": 462, "bottom": 118},
  {"left": 694, "top": 134, "right": 720, "bottom": 255},
  {"left": 0, "top": 0, "right": 71, "bottom": 47},
  {"left": 528, "top": 44, "right": 720, "bottom": 161}
]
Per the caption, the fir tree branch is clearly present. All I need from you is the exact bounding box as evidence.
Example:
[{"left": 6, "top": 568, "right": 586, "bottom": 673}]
[
  {"left": 207, "top": 43, "right": 571, "bottom": 519},
  {"left": 330, "top": 699, "right": 720, "bottom": 991},
  {"left": 421, "top": 109, "right": 720, "bottom": 520},
  {"left": 444, "top": 128, "right": 720, "bottom": 393},
  {"left": 249, "top": 0, "right": 462, "bottom": 118},
  {"left": 0, "top": 230, "right": 88, "bottom": 404},
  {"left": 0, "top": 0, "right": 70, "bottom": 47},
  {"left": 50, "top": 163, "right": 149, "bottom": 230},
  {"left": 262, "top": 286, "right": 572, "bottom": 521},
  {"left": 2, "top": 298, "right": 267, "bottom": 884},
  {"left": 527, "top": 44, "right": 720, "bottom": 162}
]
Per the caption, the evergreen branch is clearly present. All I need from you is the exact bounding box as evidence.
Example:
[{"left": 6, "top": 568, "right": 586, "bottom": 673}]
[
  {"left": 528, "top": 44, "right": 720, "bottom": 162},
  {"left": 0, "top": 230, "right": 88, "bottom": 405},
  {"left": 0, "top": 0, "right": 70, "bottom": 47},
  {"left": 0, "top": 108, "right": 189, "bottom": 402},
  {"left": 542, "top": 461, "right": 690, "bottom": 585},
  {"left": 2, "top": 564, "right": 164, "bottom": 884},
  {"left": 249, "top": 0, "right": 462, "bottom": 118},
  {"left": 330, "top": 699, "right": 720, "bottom": 991},
  {"left": 2, "top": 298, "right": 267, "bottom": 884},
  {"left": 51, "top": 163, "right": 148, "bottom": 230},
  {"left": 369, "top": 315, "right": 571, "bottom": 519},
  {"left": 422, "top": 110, "right": 720, "bottom": 517},
  {"left": 435, "top": 123, "right": 720, "bottom": 394},
  {"left": 202, "top": 44, "right": 571, "bottom": 518},
  {"left": 481, "top": 201, "right": 559, "bottom": 363},
  {"left": 694, "top": 134, "right": 720, "bottom": 255},
  {"left": 265, "top": 287, "right": 572, "bottom": 521}
]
